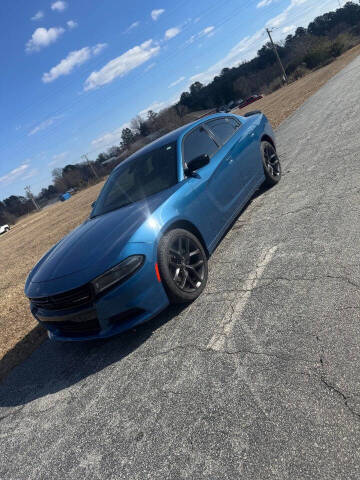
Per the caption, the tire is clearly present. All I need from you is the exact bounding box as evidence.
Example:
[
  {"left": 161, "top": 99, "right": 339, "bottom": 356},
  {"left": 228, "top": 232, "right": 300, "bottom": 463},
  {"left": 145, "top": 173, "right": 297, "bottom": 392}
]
[
  {"left": 6, "top": 227, "right": 10, "bottom": 232},
  {"left": 261, "top": 141, "right": 281, "bottom": 187},
  {"left": 158, "top": 228, "right": 208, "bottom": 304}
]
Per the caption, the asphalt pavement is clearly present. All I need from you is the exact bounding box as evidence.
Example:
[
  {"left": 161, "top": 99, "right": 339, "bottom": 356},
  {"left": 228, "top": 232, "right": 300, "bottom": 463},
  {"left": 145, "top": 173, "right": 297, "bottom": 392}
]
[{"left": 1, "top": 54, "right": 360, "bottom": 479}]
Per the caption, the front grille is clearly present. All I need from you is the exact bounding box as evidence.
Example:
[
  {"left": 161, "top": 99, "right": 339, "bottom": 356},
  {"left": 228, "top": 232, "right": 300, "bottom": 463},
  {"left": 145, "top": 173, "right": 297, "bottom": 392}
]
[
  {"left": 42, "top": 318, "right": 100, "bottom": 337},
  {"left": 30, "top": 284, "right": 93, "bottom": 311}
]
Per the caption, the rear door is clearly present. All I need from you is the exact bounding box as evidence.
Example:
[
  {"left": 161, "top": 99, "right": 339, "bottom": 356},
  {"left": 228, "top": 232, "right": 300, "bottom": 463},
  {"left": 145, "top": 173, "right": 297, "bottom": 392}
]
[
  {"left": 204, "top": 117, "right": 247, "bottom": 215},
  {"left": 206, "top": 117, "right": 259, "bottom": 215}
]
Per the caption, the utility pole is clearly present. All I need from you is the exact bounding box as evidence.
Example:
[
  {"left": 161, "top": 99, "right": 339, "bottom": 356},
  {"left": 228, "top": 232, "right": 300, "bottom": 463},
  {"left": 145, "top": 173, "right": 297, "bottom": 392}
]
[
  {"left": 81, "top": 154, "right": 99, "bottom": 179},
  {"left": 266, "top": 28, "right": 288, "bottom": 84},
  {"left": 24, "top": 185, "right": 40, "bottom": 211}
]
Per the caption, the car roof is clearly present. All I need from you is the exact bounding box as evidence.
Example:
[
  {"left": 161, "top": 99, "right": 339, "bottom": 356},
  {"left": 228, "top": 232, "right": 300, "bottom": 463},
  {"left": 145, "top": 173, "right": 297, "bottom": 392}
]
[{"left": 114, "top": 113, "right": 240, "bottom": 170}]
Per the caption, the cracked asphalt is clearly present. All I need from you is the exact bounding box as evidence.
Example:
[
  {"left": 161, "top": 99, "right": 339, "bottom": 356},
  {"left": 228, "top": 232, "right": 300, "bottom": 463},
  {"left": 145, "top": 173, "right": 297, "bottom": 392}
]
[{"left": 1, "top": 55, "right": 360, "bottom": 479}]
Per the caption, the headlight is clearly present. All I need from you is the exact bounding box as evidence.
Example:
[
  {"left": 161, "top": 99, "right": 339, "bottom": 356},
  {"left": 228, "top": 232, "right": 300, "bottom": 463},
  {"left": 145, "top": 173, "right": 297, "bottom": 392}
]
[{"left": 91, "top": 255, "right": 144, "bottom": 295}]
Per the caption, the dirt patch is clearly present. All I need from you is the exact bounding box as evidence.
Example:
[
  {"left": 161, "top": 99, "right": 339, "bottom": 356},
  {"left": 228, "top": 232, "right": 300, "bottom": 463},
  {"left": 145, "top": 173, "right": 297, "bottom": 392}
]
[{"left": 1, "top": 44, "right": 360, "bottom": 381}]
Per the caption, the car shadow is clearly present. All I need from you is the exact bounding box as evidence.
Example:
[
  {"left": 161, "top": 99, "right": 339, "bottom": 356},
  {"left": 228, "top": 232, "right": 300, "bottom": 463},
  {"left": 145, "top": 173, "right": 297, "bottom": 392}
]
[
  {"left": 0, "top": 184, "right": 271, "bottom": 409},
  {"left": 0, "top": 304, "right": 186, "bottom": 408}
]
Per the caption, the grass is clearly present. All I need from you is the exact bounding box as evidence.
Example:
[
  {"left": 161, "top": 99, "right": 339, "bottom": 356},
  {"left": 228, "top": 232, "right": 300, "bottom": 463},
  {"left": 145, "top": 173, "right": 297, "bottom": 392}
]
[{"left": 1, "top": 43, "right": 360, "bottom": 381}]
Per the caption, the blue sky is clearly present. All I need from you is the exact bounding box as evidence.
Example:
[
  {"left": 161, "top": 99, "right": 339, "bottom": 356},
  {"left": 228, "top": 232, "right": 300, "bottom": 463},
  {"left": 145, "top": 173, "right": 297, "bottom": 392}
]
[{"left": 0, "top": 0, "right": 342, "bottom": 198}]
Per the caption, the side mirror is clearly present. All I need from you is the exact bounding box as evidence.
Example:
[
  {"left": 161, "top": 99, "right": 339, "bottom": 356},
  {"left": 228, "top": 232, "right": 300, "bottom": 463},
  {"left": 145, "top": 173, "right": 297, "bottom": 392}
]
[
  {"left": 186, "top": 154, "right": 210, "bottom": 174},
  {"left": 91, "top": 201, "right": 96, "bottom": 208}
]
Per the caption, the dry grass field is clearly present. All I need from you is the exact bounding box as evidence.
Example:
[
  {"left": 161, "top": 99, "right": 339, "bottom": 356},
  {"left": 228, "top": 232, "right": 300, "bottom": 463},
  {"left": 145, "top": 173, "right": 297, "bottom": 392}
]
[{"left": 1, "top": 43, "right": 360, "bottom": 380}]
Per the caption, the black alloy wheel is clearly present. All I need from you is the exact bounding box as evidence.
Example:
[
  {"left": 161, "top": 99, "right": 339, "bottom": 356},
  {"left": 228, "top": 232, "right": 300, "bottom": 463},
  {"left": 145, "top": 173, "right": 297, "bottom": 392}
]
[
  {"left": 261, "top": 141, "right": 282, "bottom": 186},
  {"left": 158, "top": 228, "right": 208, "bottom": 303}
]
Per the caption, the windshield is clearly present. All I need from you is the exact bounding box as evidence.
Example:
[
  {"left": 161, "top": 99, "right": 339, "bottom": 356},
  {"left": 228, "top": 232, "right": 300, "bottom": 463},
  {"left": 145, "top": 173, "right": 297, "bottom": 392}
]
[{"left": 91, "top": 142, "right": 178, "bottom": 217}]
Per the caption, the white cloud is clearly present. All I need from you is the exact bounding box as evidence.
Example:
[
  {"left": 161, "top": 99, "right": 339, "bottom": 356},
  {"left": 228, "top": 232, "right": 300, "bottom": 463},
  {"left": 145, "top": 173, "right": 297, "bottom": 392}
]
[
  {"left": 190, "top": 28, "right": 264, "bottom": 84},
  {"left": 91, "top": 123, "right": 130, "bottom": 149},
  {"left": 0, "top": 164, "right": 30, "bottom": 186},
  {"left": 42, "top": 44, "right": 107, "bottom": 83},
  {"left": 28, "top": 116, "right": 63, "bottom": 136},
  {"left": 144, "top": 62, "right": 156, "bottom": 72},
  {"left": 67, "top": 20, "right": 78, "bottom": 29},
  {"left": 168, "top": 76, "right": 185, "bottom": 88},
  {"left": 267, "top": 10, "right": 289, "bottom": 27},
  {"left": 92, "top": 43, "right": 107, "bottom": 55},
  {"left": 187, "top": 25, "right": 215, "bottom": 44},
  {"left": 126, "top": 21, "right": 140, "bottom": 32},
  {"left": 257, "top": 0, "right": 277, "bottom": 7},
  {"left": 25, "top": 27, "right": 65, "bottom": 52},
  {"left": 48, "top": 151, "right": 69, "bottom": 166},
  {"left": 84, "top": 39, "right": 160, "bottom": 91},
  {"left": 266, "top": 0, "right": 309, "bottom": 28},
  {"left": 31, "top": 11, "right": 44, "bottom": 21},
  {"left": 282, "top": 24, "right": 296, "bottom": 34},
  {"left": 203, "top": 26, "right": 215, "bottom": 35},
  {"left": 165, "top": 27, "right": 181, "bottom": 40},
  {"left": 151, "top": 9, "right": 165, "bottom": 21},
  {"left": 22, "top": 168, "right": 39, "bottom": 180},
  {"left": 51, "top": 1, "right": 67, "bottom": 12},
  {"left": 138, "top": 100, "right": 169, "bottom": 117}
]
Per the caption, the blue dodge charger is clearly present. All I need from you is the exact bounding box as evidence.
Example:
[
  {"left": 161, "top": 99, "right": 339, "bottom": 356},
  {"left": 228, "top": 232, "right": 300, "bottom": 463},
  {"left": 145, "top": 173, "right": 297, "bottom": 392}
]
[{"left": 25, "top": 112, "right": 281, "bottom": 341}]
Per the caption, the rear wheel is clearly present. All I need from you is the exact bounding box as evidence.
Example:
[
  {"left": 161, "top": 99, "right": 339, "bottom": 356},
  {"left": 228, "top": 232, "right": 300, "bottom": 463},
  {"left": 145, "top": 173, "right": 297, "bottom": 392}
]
[
  {"left": 158, "top": 228, "right": 208, "bottom": 303},
  {"left": 261, "top": 141, "right": 281, "bottom": 186}
]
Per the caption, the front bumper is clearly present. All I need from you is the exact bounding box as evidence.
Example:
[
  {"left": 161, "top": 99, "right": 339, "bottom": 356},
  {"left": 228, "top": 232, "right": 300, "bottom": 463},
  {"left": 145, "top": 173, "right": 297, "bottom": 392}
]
[{"left": 29, "top": 248, "right": 169, "bottom": 341}]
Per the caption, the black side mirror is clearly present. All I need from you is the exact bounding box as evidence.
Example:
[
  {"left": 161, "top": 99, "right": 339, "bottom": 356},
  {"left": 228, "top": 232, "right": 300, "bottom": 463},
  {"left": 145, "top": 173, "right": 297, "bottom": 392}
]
[{"left": 186, "top": 154, "right": 210, "bottom": 174}]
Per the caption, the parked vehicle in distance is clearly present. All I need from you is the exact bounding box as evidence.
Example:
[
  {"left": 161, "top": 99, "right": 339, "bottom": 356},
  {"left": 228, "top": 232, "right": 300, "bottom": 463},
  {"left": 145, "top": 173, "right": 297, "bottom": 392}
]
[
  {"left": 238, "top": 94, "right": 263, "bottom": 109},
  {"left": 59, "top": 192, "right": 72, "bottom": 202},
  {"left": 227, "top": 99, "right": 244, "bottom": 110},
  {"left": 25, "top": 112, "right": 281, "bottom": 341},
  {"left": 0, "top": 224, "right": 10, "bottom": 235},
  {"left": 216, "top": 105, "right": 231, "bottom": 113}
]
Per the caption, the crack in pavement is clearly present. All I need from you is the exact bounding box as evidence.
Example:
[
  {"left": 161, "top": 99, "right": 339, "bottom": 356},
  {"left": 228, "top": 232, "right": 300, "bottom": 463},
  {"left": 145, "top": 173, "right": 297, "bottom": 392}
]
[
  {"left": 0, "top": 405, "right": 25, "bottom": 423},
  {"left": 257, "top": 274, "right": 360, "bottom": 289},
  {"left": 314, "top": 334, "right": 360, "bottom": 421},
  {"left": 145, "top": 342, "right": 303, "bottom": 363}
]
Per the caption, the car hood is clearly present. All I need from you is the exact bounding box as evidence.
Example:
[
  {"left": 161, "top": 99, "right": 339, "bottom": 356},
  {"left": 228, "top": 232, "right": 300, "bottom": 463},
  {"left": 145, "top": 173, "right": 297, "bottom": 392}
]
[{"left": 28, "top": 186, "right": 179, "bottom": 285}]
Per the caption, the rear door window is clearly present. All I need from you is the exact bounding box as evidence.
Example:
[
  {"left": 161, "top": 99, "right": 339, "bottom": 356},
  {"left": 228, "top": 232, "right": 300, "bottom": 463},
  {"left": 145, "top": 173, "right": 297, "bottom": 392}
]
[
  {"left": 183, "top": 127, "right": 218, "bottom": 164},
  {"left": 206, "top": 118, "right": 239, "bottom": 146}
]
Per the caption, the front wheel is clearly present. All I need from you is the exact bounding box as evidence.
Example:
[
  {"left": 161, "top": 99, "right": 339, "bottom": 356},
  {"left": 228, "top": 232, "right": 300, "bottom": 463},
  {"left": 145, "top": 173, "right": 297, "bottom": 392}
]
[
  {"left": 158, "top": 229, "right": 208, "bottom": 304},
  {"left": 261, "top": 141, "right": 281, "bottom": 186}
]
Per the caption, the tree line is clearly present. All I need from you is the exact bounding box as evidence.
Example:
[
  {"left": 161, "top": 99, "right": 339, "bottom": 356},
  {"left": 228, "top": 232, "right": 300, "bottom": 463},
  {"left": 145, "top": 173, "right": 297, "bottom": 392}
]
[{"left": 1, "top": 1, "right": 359, "bottom": 226}]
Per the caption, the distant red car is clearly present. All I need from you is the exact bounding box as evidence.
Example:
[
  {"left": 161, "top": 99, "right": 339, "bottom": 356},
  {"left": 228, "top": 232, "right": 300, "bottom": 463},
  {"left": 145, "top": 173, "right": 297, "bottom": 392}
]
[{"left": 238, "top": 94, "right": 263, "bottom": 109}]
